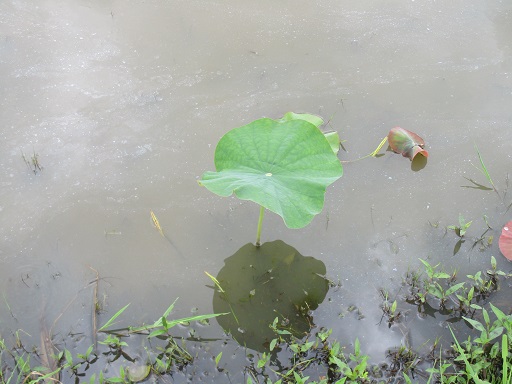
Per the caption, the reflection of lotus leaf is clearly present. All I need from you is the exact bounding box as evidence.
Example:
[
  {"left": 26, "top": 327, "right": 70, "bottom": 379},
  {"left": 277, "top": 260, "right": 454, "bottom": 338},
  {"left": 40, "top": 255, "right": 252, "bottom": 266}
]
[{"left": 212, "top": 240, "right": 329, "bottom": 352}]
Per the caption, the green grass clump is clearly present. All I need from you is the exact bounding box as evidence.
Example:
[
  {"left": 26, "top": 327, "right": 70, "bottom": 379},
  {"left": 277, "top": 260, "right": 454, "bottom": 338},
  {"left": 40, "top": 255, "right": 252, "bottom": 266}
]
[{"left": 424, "top": 304, "right": 512, "bottom": 384}]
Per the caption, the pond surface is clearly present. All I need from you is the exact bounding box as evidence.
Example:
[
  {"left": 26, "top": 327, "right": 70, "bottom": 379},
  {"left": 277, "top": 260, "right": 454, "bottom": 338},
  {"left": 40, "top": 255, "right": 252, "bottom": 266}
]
[{"left": 1, "top": 0, "right": 511, "bottom": 382}]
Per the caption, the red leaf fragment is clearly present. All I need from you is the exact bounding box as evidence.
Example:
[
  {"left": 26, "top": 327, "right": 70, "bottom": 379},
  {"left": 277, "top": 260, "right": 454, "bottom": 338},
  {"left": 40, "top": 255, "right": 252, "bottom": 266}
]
[
  {"left": 387, "top": 127, "right": 429, "bottom": 161},
  {"left": 499, "top": 220, "right": 512, "bottom": 261}
]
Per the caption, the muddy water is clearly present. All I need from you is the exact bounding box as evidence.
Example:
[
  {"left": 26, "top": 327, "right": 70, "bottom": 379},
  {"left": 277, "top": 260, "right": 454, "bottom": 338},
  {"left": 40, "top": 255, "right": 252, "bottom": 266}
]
[{"left": 1, "top": 0, "right": 511, "bottom": 380}]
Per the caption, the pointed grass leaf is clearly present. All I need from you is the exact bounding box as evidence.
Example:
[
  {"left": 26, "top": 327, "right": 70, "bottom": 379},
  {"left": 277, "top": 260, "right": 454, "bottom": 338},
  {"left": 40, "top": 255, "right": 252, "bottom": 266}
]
[
  {"left": 199, "top": 118, "right": 343, "bottom": 228},
  {"left": 474, "top": 144, "right": 497, "bottom": 192},
  {"left": 215, "top": 351, "right": 223, "bottom": 366},
  {"left": 445, "top": 282, "right": 465, "bottom": 297},
  {"left": 387, "top": 127, "right": 428, "bottom": 160},
  {"left": 449, "top": 327, "right": 488, "bottom": 384},
  {"left": 98, "top": 303, "right": 130, "bottom": 332},
  {"left": 489, "top": 302, "right": 508, "bottom": 322},
  {"left": 499, "top": 221, "right": 512, "bottom": 261},
  {"left": 463, "top": 316, "right": 486, "bottom": 333},
  {"left": 488, "top": 327, "right": 504, "bottom": 342}
]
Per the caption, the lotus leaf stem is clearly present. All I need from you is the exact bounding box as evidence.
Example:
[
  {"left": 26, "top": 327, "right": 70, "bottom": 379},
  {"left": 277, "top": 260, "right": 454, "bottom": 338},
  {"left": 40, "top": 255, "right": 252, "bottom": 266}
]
[{"left": 256, "top": 205, "right": 265, "bottom": 247}]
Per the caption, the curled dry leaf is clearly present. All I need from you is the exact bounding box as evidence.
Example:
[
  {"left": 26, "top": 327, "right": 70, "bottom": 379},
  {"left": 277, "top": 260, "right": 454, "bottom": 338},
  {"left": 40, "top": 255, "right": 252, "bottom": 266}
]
[
  {"left": 387, "top": 127, "right": 429, "bottom": 161},
  {"left": 499, "top": 220, "right": 512, "bottom": 261}
]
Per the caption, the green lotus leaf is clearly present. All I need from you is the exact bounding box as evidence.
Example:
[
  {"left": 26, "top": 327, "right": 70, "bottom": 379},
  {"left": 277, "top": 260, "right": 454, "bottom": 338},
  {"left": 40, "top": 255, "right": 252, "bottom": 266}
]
[
  {"left": 199, "top": 118, "right": 343, "bottom": 228},
  {"left": 276, "top": 112, "right": 340, "bottom": 154},
  {"left": 324, "top": 130, "right": 341, "bottom": 154},
  {"left": 276, "top": 112, "right": 324, "bottom": 128}
]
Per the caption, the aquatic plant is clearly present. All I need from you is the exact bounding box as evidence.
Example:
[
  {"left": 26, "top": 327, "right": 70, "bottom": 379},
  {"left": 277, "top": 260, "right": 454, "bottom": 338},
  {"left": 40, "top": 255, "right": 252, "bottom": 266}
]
[
  {"left": 0, "top": 299, "right": 227, "bottom": 384},
  {"left": 3, "top": 286, "right": 512, "bottom": 383},
  {"left": 447, "top": 214, "right": 473, "bottom": 238},
  {"left": 250, "top": 322, "right": 372, "bottom": 384},
  {"left": 446, "top": 303, "right": 512, "bottom": 384},
  {"left": 198, "top": 113, "right": 343, "bottom": 245},
  {"left": 473, "top": 144, "right": 498, "bottom": 195},
  {"left": 402, "top": 256, "right": 511, "bottom": 319}
]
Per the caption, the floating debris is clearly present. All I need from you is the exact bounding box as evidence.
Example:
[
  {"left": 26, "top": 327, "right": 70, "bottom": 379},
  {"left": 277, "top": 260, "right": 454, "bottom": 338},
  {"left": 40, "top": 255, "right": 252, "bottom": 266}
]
[{"left": 150, "top": 210, "right": 164, "bottom": 236}]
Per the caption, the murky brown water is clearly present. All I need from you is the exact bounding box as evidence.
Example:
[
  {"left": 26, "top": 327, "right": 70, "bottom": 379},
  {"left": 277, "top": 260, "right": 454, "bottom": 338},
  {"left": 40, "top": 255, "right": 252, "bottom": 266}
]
[{"left": 1, "top": 0, "right": 511, "bottom": 382}]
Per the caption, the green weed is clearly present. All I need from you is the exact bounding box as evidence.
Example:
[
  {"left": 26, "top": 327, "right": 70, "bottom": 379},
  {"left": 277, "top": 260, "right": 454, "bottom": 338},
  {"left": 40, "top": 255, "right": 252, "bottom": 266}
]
[
  {"left": 473, "top": 144, "right": 498, "bottom": 195},
  {"left": 447, "top": 214, "right": 473, "bottom": 238},
  {"left": 446, "top": 302, "right": 512, "bottom": 383},
  {"left": 0, "top": 300, "right": 225, "bottom": 383}
]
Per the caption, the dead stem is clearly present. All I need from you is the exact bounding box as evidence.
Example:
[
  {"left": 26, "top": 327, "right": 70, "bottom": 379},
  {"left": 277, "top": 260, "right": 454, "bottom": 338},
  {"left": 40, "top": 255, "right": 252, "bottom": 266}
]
[
  {"left": 88, "top": 265, "right": 100, "bottom": 351},
  {"left": 38, "top": 322, "right": 60, "bottom": 383}
]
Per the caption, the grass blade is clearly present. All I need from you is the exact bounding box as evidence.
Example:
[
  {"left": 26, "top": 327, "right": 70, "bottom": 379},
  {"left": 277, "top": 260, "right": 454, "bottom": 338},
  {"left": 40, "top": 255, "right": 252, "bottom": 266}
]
[
  {"left": 474, "top": 144, "right": 498, "bottom": 196},
  {"left": 162, "top": 298, "right": 179, "bottom": 319},
  {"left": 98, "top": 303, "right": 130, "bottom": 332},
  {"left": 205, "top": 271, "right": 225, "bottom": 293},
  {"left": 130, "top": 312, "right": 228, "bottom": 334},
  {"left": 449, "top": 326, "right": 487, "bottom": 384},
  {"left": 134, "top": 299, "right": 179, "bottom": 332},
  {"left": 503, "top": 334, "right": 509, "bottom": 383}
]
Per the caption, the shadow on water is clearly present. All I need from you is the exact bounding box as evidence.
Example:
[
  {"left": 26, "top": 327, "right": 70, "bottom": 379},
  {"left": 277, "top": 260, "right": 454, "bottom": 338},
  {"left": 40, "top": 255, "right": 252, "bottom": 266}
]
[{"left": 212, "top": 240, "right": 329, "bottom": 352}]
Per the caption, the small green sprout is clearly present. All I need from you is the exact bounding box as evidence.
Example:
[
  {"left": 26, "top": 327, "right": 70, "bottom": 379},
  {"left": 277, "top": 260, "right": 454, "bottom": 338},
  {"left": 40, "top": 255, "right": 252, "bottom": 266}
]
[{"left": 447, "top": 214, "right": 472, "bottom": 237}]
